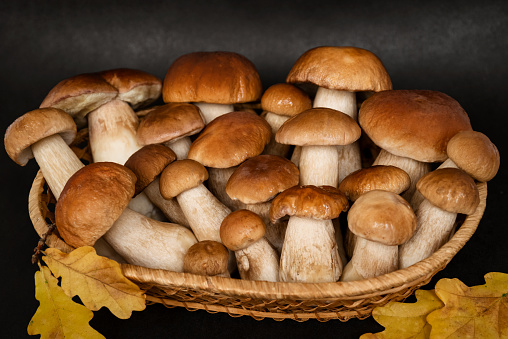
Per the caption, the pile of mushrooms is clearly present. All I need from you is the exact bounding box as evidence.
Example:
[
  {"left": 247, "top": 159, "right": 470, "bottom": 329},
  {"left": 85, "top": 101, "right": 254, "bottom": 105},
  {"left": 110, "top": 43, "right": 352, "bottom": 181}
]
[{"left": 5, "top": 47, "right": 499, "bottom": 284}]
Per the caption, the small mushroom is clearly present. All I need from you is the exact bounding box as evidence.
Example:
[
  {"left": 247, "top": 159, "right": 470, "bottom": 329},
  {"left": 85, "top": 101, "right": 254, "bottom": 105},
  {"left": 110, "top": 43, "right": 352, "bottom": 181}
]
[{"left": 184, "top": 241, "right": 230, "bottom": 278}]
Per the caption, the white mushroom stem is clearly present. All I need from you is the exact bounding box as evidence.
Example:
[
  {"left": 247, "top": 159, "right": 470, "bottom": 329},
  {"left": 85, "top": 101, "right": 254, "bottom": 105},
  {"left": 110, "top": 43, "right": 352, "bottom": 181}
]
[
  {"left": 244, "top": 202, "right": 286, "bottom": 254},
  {"left": 208, "top": 167, "right": 246, "bottom": 211},
  {"left": 279, "top": 216, "right": 342, "bottom": 283},
  {"left": 399, "top": 198, "right": 457, "bottom": 269},
  {"left": 262, "top": 112, "right": 291, "bottom": 157},
  {"left": 103, "top": 207, "right": 197, "bottom": 271},
  {"left": 341, "top": 237, "right": 398, "bottom": 281},
  {"left": 235, "top": 237, "right": 279, "bottom": 282},
  {"left": 299, "top": 145, "right": 340, "bottom": 186},
  {"left": 193, "top": 102, "right": 234, "bottom": 124},
  {"left": 163, "top": 137, "right": 192, "bottom": 160}
]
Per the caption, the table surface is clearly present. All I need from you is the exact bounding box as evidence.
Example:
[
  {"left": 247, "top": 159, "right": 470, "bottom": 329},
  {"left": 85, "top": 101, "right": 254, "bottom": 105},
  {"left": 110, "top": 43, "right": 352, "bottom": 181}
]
[{"left": 1, "top": 1, "right": 507, "bottom": 338}]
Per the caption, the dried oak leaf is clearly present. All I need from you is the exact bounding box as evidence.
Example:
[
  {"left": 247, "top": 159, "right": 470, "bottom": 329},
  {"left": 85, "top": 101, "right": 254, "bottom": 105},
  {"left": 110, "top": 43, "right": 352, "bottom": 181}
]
[
  {"left": 42, "top": 246, "right": 146, "bottom": 319},
  {"left": 427, "top": 272, "right": 508, "bottom": 338},
  {"left": 27, "top": 265, "right": 105, "bottom": 339},
  {"left": 360, "top": 289, "right": 444, "bottom": 339}
]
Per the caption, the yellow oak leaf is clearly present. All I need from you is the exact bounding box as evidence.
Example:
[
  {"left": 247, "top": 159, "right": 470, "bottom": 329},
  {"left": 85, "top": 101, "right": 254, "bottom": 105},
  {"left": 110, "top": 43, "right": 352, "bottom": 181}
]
[
  {"left": 360, "top": 289, "right": 444, "bottom": 339},
  {"left": 427, "top": 272, "right": 508, "bottom": 338},
  {"left": 27, "top": 265, "right": 105, "bottom": 339},
  {"left": 42, "top": 246, "right": 146, "bottom": 319}
]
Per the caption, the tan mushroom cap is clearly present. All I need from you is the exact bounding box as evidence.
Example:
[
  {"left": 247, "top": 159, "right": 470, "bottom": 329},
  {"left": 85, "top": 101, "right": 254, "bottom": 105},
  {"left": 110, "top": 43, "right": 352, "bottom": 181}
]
[
  {"left": 124, "top": 144, "right": 177, "bottom": 195},
  {"left": 136, "top": 103, "right": 205, "bottom": 145},
  {"left": 226, "top": 155, "right": 300, "bottom": 204},
  {"left": 159, "top": 159, "right": 209, "bottom": 199},
  {"left": 275, "top": 107, "right": 361, "bottom": 146},
  {"left": 183, "top": 240, "right": 229, "bottom": 276},
  {"left": 447, "top": 130, "right": 500, "bottom": 182},
  {"left": 4, "top": 108, "right": 77, "bottom": 166},
  {"left": 162, "top": 51, "right": 262, "bottom": 104},
  {"left": 188, "top": 111, "right": 271, "bottom": 168},
  {"left": 260, "top": 83, "right": 312, "bottom": 117},
  {"left": 269, "top": 185, "right": 349, "bottom": 223},
  {"left": 220, "top": 209, "right": 266, "bottom": 251},
  {"left": 55, "top": 162, "right": 137, "bottom": 248},
  {"left": 339, "top": 165, "right": 411, "bottom": 201},
  {"left": 348, "top": 190, "right": 416, "bottom": 246},
  {"left": 417, "top": 168, "right": 480, "bottom": 215},
  {"left": 286, "top": 46, "right": 392, "bottom": 93},
  {"left": 359, "top": 90, "right": 473, "bottom": 162}
]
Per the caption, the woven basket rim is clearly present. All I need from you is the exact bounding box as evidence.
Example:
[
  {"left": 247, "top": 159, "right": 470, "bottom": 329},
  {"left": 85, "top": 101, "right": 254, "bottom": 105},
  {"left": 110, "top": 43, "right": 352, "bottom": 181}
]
[{"left": 28, "top": 169, "right": 487, "bottom": 301}]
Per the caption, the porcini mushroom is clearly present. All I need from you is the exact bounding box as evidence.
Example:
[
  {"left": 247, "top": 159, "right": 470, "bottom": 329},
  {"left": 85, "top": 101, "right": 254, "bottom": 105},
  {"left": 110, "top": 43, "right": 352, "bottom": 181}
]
[{"left": 183, "top": 241, "right": 230, "bottom": 278}]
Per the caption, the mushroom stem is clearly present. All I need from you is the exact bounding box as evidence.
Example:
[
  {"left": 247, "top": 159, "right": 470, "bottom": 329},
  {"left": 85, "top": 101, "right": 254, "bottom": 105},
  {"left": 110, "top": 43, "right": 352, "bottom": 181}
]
[
  {"left": 208, "top": 167, "right": 246, "bottom": 211},
  {"left": 299, "top": 145, "right": 339, "bottom": 186},
  {"left": 280, "top": 216, "right": 342, "bottom": 283},
  {"left": 193, "top": 102, "right": 234, "bottom": 124},
  {"left": 244, "top": 202, "right": 286, "bottom": 254},
  {"left": 399, "top": 198, "right": 457, "bottom": 269},
  {"left": 163, "top": 137, "right": 192, "bottom": 160},
  {"left": 235, "top": 237, "right": 279, "bottom": 282},
  {"left": 262, "top": 112, "right": 291, "bottom": 157}
]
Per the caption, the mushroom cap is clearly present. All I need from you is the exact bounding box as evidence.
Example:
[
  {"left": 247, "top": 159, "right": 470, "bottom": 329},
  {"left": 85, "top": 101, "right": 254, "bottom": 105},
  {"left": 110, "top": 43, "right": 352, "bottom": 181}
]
[
  {"left": 183, "top": 240, "right": 229, "bottom": 276},
  {"left": 260, "top": 83, "right": 312, "bottom": 117},
  {"left": 348, "top": 190, "right": 416, "bottom": 246},
  {"left": 188, "top": 111, "right": 271, "bottom": 168},
  {"left": 269, "top": 185, "right": 349, "bottom": 223},
  {"left": 286, "top": 46, "right": 392, "bottom": 93},
  {"left": 359, "top": 90, "right": 473, "bottom": 162},
  {"left": 417, "top": 168, "right": 480, "bottom": 215},
  {"left": 339, "top": 165, "right": 411, "bottom": 201},
  {"left": 226, "top": 155, "right": 300, "bottom": 204},
  {"left": 159, "top": 159, "right": 209, "bottom": 199},
  {"left": 275, "top": 107, "right": 361, "bottom": 146},
  {"left": 447, "top": 130, "right": 500, "bottom": 182},
  {"left": 220, "top": 209, "right": 266, "bottom": 251},
  {"left": 124, "top": 144, "right": 177, "bottom": 195},
  {"left": 162, "top": 51, "right": 262, "bottom": 104},
  {"left": 55, "top": 162, "right": 137, "bottom": 248},
  {"left": 4, "top": 108, "right": 77, "bottom": 166},
  {"left": 136, "top": 103, "right": 205, "bottom": 145}
]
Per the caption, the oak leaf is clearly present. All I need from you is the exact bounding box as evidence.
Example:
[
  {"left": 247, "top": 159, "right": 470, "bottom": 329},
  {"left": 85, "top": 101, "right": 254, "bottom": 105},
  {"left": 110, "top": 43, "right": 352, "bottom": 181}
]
[
  {"left": 42, "top": 246, "right": 146, "bottom": 319},
  {"left": 360, "top": 289, "right": 444, "bottom": 339},
  {"left": 427, "top": 272, "right": 508, "bottom": 338},
  {"left": 27, "top": 265, "right": 105, "bottom": 339}
]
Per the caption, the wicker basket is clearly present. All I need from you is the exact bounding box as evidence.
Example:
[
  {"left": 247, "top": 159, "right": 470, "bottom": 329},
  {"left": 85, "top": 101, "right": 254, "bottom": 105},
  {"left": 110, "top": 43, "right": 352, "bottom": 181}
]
[{"left": 27, "top": 131, "right": 488, "bottom": 322}]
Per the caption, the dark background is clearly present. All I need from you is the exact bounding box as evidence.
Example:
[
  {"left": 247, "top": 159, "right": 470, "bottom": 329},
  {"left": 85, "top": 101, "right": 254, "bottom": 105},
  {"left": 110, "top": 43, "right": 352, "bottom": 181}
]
[{"left": 1, "top": 1, "right": 507, "bottom": 338}]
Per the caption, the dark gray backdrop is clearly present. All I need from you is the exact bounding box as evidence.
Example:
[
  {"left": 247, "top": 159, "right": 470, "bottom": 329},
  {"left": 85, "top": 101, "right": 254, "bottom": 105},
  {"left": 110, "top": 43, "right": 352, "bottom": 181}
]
[{"left": 1, "top": 1, "right": 507, "bottom": 338}]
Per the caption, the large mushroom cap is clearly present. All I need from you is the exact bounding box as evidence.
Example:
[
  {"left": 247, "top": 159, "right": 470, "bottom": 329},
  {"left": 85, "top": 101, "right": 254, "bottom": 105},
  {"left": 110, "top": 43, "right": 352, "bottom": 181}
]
[
  {"left": 55, "top": 162, "right": 137, "bottom": 248},
  {"left": 162, "top": 51, "right": 262, "bottom": 104},
  {"left": 261, "top": 83, "right": 312, "bottom": 117},
  {"left": 417, "top": 168, "right": 480, "bottom": 215},
  {"left": 220, "top": 209, "right": 266, "bottom": 251},
  {"left": 269, "top": 185, "right": 349, "bottom": 223},
  {"left": 359, "top": 90, "right": 473, "bottom": 162},
  {"left": 136, "top": 103, "right": 205, "bottom": 145},
  {"left": 188, "top": 111, "right": 271, "bottom": 168},
  {"left": 183, "top": 240, "right": 229, "bottom": 276},
  {"left": 447, "top": 130, "right": 500, "bottom": 182},
  {"left": 4, "top": 107, "right": 77, "bottom": 166},
  {"left": 348, "top": 190, "right": 416, "bottom": 246},
  {"left": 226, "top": 154, "right": 300, "bottom": 204},
  {"left": 275, "top": 107, "right": 361, "bottom": 146},
  {"left": 159, "top": 159, "right": 209, "bottom": 199},
  {"left": 286, "top": 46, "right": 392, "bottom": 93}
]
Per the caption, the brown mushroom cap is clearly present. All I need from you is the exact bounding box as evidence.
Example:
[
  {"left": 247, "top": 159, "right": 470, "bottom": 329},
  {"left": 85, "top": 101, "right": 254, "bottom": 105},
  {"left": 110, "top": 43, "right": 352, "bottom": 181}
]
[
  {"left": 339, "top": 165, "right": 411, "bottom": 201},
  {"left": 124, "top": 144, "right": 177, "bottom": 195},
  {"left": 446, "top": 130, "right": 500, "bottom": 182},
  {"left": 275, "top": 107, "right": 361, "bottom": 146},
  {"left": 220, "top": 209, "right": 266, "bottom": 251},
  {"left": 188, "top": 111, "right": 271, "bottom": 168},
  {"left": 55, "top": 162, "right": 137, "bottom": 248},
  {"left": 4, "top": 108, "right": 77, "bottom": 166},
  {"left": 359, "top": 90, "right": 473, "bottom": 162},
  {"left": 417, "top": 168, "right": 480, "bottom": 215},
  {"left": 136, "top": 103, "right": 205, "bottom": 145},
  {"left": 162, "top": 51, "right": 262, "bottom": 104},
  {"left": 226, "top": 155, "right": 300, "bottom": 204},
  {"left": 159, "top": 159, "right": 209, "bottom": 199},
  {"left": 348, "top": 190, "right": 416, "bottom": 246},
  {"left": 183, "top": 240, "right": 229, "bottom": 276},
  {"left": 286, "top": 46, "right": 392, "bottom": 93},
  {"left": 260, "top": 83, "right": 312, "bottom": 117},
  {"left": 269, "top": 185, "right": 349, "bottom": 223}
]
